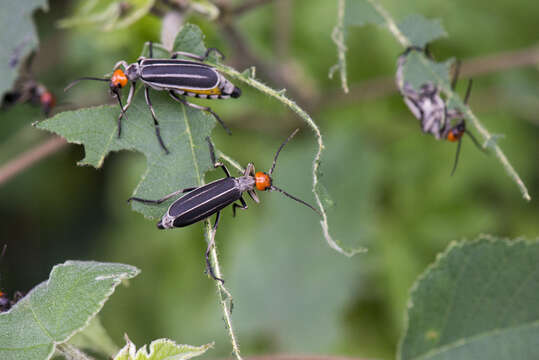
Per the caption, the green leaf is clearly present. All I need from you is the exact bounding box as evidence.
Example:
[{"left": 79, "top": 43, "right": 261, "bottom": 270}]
[
  {"left": 57, "top": 0, "right": 155, "bottom": 31},
  {"left": 172, "top": 24, "right": 208, "bottom": 58},
  {"left": 399, "top": 236, "right": 539, "bottom": 360},
  {"left": 0, "top": 261, "right": 140, "bottom": 360},
  {"left": 344, "top": 0, "right": 384, "bottom": 26},
  {"left": 397, "top": 14, "right": 447, "bottom": 48},
  {"left": 398, "top": 51, "right": 454, "bottom": 93},
  {"left": 0, "top": 0, "right": 48, "bottom": 96},
  {"left": 37, "top": 25, "right": 219, "bottom": 220},
  {"left": 114, "top": 338, "right": 212, "bottom": 360}
]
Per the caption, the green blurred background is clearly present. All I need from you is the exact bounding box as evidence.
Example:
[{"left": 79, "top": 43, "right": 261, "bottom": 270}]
[{"left": 1, "top": 0, "right": 538, "bottom": 359}]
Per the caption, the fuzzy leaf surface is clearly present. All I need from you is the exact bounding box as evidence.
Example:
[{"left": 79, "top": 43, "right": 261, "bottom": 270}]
[
  {"left": 0, "top": 261, "right": 139, "bottom": 360},
  {"left": 37, "top": 25, "right": 221, "bottom": 219},
  {"left": 0, "top": 0, "right": 48, "bottom": 96},
  {"left": 399, "top": 236, "right": 539, "bottom": 360}
]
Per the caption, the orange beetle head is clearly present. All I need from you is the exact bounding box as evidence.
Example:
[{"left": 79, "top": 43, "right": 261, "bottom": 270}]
[
  {"left": 110, "top": 69, "right": 128, "bottom": 90},
  {"left": 40, "top": 91, "right": 56, "bottom": 116},
  {"left": 446, "top": 123, "right": 465, "bottom": 142},
  {"left": 255, "top": 171, "right": 272, "bottom": 191}
]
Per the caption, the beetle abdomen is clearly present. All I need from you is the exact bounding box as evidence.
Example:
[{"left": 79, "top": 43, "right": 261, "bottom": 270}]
[
  {"left": 159, "top": 177, "right": 241, "bottom": 229},
  {"left": 141, "top": 59, "right": 220, "bottom": 90}
]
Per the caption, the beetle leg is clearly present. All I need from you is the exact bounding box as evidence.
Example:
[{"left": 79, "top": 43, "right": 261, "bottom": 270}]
[
  {"left": 205, "top": 136, "right": 232, "bottom": 177},
  {"left": 169, "top": 91, "right": 231, "bottom": 135},
  {"left": 144, "top": 86, "right": 169, "bottom": 154},
  {"left": 205, "top": 211, "right": 224, "bottom": 283},
  {"left": 117, "top": 81, "right": 136, "bottom": 138},
  {"left": 232, "top": 196, "right": 248, "bottom": 217},
  {"left": 127, "top": 187, "right": 196, "bottom": 204},
  {"left": 113, "top": 60, "right": 129, "bottom": 71}
]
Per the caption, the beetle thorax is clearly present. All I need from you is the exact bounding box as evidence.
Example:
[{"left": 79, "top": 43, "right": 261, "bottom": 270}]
[
  {"left": 125, "top": 63, "right": 140, "bottom": 81},
  {"left": 236, "top": 176, "right": 256, "bottom": 192}
]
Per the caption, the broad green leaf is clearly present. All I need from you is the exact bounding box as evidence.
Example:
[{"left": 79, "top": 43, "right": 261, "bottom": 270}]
[
  {"left": 399, "top": 236, "right": 539, "bottom": 360},
  {"left": 0, "top": 261, "right": 140, "bottom": 360},
  {"left": 57, "top": 0, "right": 155, "bottom": 31},
  {"left": 114, "top": 338, "right": 212, "bottom": 360},
  {"left": 37, "top": 25, "right": 220, "bottom": 220},
  {"left": 344, "top": 0, "right": 384, "bottom": 26},
  {"left": 397, "top": 14, "right": 447, "bottom": 48},
  {"left": 0, "top": 0, "right": 48, "bottom": 96}
]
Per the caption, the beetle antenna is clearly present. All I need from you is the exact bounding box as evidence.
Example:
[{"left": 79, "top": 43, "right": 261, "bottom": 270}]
[
  {"left": 450, "top": 137, "right": 462, "bottom": 176},
  {"left": 64, "top": 77, "right": 109, "bottom": 92},
  {"left": 463, "top": 79, "right": 473, "bottom": 104},
  {"left": 270, "top": 185, "right": 321, "bottom": 216},
  {"left": 269, "top": 128, "right": 299, "bottom": 176}
]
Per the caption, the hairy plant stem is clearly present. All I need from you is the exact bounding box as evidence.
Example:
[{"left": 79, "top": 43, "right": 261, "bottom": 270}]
[
  {"left": 204, "top": 221, "right": 242, "bottom": 360},
  {"left": 330, "top": 0, "right": 349, "bottom": 93},
  {"left": 213, "top": 63, "right": 365, "bottom": 256}
]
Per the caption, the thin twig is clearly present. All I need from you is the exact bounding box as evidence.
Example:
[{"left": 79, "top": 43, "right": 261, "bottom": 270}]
[
  {"left": 459, "top": 45, "right": 539, "bottom": 77},
  {"left": 329, "top": 0, "right": 349, "bottom": 93},
  {"left": 218, "top": 20, "right": 310, "bottom": 105},
  {"left": 0, "top": 136, "right": 67, "bottom": 186}
]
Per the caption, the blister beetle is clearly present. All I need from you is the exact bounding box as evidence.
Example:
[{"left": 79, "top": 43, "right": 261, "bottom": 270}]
[
  {"left": 128, "top": 129, "right": 321, "bottom": 282},
  {"left": 2, "top": 51, "right": 56, "bottom": 117},
  {"left": 396, "top": 46, "right": 484, "bottom": 175},
  {"left": 65, "top": 42, "right": 241, "bottom": 154}
]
